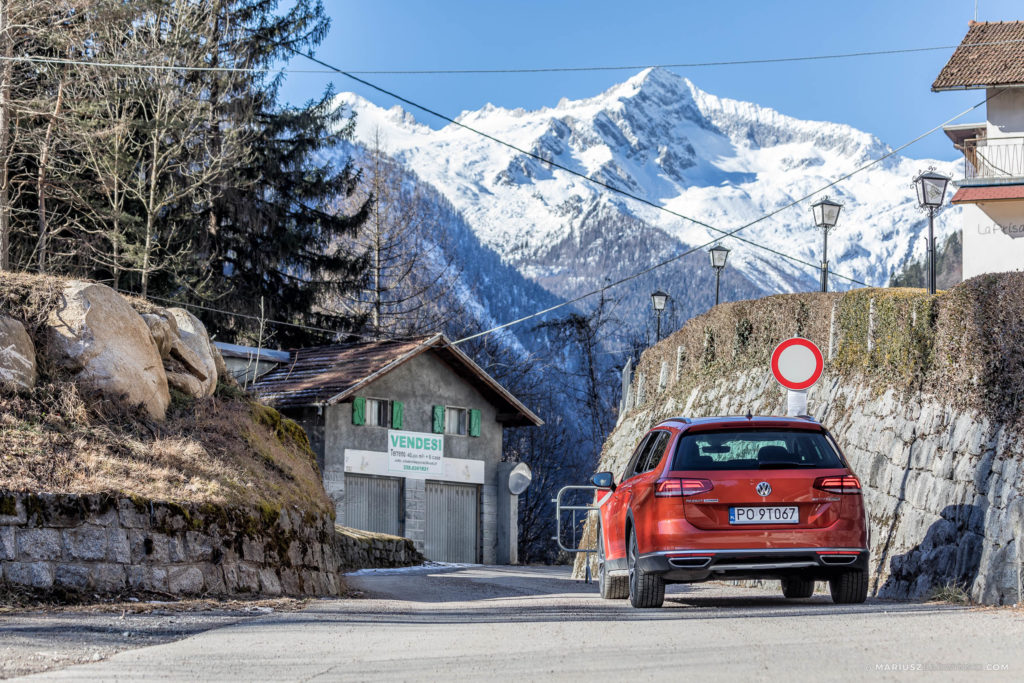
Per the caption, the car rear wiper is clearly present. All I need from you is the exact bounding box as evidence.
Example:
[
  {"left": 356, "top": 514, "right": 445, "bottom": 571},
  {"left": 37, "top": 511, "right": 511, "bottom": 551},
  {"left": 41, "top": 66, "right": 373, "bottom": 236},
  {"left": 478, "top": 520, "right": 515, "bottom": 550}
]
[{"left": 758, "top": 462, "right": 815, "bottom": 469}]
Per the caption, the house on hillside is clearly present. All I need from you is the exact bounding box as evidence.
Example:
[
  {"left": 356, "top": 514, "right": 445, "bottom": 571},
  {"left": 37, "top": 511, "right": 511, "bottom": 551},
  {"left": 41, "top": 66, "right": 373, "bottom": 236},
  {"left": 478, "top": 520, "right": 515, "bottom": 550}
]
[
  {"left": 242, "top": 334, "right": 542, "bottom": 565},
  {"left": 934, "top": 21, "right": 1024, "bottom": 279}
]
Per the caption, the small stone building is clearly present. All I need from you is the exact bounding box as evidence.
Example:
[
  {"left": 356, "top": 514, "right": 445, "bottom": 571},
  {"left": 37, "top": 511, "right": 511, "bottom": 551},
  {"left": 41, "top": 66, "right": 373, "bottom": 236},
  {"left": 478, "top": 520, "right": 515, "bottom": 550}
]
[{"left": 249, "top": 334, "right": 542, "bottom": 565}]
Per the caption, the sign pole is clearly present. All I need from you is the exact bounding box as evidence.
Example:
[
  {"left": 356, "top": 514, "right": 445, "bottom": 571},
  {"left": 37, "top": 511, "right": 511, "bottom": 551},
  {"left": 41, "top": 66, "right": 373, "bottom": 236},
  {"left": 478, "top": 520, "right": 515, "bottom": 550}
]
[{"left": 787, "top": 389, "right": 808, "bottom": 417}]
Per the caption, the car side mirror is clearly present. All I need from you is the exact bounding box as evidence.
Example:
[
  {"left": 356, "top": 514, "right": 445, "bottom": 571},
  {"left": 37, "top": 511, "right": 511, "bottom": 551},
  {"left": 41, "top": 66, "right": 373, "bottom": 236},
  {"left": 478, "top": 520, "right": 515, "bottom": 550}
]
[{"left": 591, "top": 472, "right": 615, "bottom": 490}]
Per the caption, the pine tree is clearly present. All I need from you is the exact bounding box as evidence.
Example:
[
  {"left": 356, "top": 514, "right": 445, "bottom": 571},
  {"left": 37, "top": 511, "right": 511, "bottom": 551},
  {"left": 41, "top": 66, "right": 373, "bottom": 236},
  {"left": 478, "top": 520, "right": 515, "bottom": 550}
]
[{"left": 170, "top": 0, "right": 371, "bottom": 347}]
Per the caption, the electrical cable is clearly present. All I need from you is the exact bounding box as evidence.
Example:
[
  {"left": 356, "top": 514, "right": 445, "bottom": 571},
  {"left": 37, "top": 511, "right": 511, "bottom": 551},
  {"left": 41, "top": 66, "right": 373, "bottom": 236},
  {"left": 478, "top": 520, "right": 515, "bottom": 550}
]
[
  {"left": 445, "top": 90, "right": 997, "bottom": 345},
  {"left": 3, "top": 38, "right": 1022, "bottom": 75},
  {"left": 9, "top": 42, "right": 995, "bottom": 346},
  {"left": 290, "top": 48, "right": 875, "bottom": 285}
]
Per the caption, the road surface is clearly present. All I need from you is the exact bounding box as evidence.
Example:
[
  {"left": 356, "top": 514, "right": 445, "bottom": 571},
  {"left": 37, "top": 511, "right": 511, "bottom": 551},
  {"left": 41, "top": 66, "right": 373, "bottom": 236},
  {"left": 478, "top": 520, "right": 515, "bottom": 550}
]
[{"left": 13, "top": 565, "right": 1024, "bottom": 681}]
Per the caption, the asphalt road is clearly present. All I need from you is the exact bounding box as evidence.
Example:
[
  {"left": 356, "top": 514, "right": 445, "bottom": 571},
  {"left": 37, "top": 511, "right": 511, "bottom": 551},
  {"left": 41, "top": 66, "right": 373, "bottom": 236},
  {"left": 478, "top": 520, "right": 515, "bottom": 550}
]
[{"left": 15, "top": 565, "right": 1024, "bottom": 681}]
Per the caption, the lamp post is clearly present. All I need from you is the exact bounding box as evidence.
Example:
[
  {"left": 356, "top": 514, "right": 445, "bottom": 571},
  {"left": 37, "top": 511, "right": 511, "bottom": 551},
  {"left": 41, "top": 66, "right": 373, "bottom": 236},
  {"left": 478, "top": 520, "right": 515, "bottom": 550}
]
[
  {"left": 650, "top": 290, "right": 669, "bottom": 342},
  {"left": 913, "top": 169, "right": 951, "bottom": 295},
  {"left": 709, "top": 245, "right": 730, "bottom": 305},
  {"left": 811, "top": 196, "right": 842, "bottom": 293}
]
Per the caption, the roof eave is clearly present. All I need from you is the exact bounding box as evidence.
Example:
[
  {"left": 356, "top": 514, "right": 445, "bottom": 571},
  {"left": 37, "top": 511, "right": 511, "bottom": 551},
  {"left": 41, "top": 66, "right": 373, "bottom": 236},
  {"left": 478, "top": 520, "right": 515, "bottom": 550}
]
[
  {"left": 436, "top": 337, "right": 544, "bottom": 427},
  {"left": 933, "top": 82, "right": 1024, "bottom": 92},
  {"left": 321, "top": 333, "right": 444, "bottom": 407}
]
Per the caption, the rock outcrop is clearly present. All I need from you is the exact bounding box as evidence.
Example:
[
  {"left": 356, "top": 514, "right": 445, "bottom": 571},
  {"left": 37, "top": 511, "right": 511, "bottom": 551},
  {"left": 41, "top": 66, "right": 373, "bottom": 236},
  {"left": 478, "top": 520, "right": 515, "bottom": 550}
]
[
  {"left": 167, "top": 308, "right": 217, "bottom": 397},
  {"left": 142, "top": 308, "right": 221, "bottom": 399},
  {"left": 47, "top": 281, "right": 170, "bottom": 420},
  {"left": 0, "top": 316, "right": 36, "bottom": 390}
]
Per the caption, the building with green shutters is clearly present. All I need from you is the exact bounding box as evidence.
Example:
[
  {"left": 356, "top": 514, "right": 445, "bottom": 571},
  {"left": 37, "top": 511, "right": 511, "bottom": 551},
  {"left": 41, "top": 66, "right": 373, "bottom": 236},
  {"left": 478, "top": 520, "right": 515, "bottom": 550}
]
[{"left": 248, "top": 334, "right": 542, "bottom": 565}]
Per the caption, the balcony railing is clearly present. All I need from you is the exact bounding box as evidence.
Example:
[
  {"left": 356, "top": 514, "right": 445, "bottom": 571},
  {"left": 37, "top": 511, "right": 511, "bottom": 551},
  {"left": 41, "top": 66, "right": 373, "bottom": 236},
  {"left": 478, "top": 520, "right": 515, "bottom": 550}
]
[{"left": 963, "top": 136, "right": 1024, "bottom": 183}]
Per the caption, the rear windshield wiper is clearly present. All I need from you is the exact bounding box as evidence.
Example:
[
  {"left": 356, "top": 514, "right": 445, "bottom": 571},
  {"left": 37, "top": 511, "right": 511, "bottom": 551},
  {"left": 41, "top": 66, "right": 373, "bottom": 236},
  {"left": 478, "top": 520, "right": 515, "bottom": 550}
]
[{"left": 758, "top": 462, "right": 816, "bottom": 469}]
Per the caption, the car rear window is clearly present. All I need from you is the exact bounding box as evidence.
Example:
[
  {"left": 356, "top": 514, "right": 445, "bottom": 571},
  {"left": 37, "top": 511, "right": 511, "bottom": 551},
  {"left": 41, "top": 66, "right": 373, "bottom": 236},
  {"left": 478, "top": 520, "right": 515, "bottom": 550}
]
[{"left": 671, "top": 429, "right": 845, "bottom": 470}]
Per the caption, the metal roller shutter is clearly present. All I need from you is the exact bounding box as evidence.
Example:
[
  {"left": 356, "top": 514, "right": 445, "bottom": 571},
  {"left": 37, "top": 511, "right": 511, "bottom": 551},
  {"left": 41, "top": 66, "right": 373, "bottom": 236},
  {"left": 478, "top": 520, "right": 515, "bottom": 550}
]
[
  {"left": 425, "top": 481, "right": 479, "bottom": 563},
  {"left": 344, "top": 474, "right": 404, "bottom": 537}
]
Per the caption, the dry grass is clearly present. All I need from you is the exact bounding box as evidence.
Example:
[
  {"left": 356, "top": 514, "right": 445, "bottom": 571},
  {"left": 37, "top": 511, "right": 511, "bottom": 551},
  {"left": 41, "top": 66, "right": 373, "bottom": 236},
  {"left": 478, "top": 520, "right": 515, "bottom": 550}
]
[
  {"left": 0, "top": 271, "right": 331, "bottom": 517},
  {"left": 929, "top": 583, "right": 973, "bottom": 605},
  {"left": 0, "top": 384, "right": 331, "bottom": 516}
]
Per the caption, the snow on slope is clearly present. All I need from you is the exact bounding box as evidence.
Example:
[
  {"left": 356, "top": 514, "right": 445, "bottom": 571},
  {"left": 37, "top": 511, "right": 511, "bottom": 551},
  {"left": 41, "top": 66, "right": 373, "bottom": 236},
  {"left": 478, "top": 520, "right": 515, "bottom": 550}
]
[{"left": 333, "top": 67, "right": 959, "bottom": 309}]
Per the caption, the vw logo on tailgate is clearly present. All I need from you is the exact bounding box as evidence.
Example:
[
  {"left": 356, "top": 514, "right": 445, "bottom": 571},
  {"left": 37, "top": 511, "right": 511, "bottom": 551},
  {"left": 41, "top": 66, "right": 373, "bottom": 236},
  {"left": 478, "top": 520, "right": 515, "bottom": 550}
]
[{"left": 756, "top": 481, "right": 772, "bottom": 497}]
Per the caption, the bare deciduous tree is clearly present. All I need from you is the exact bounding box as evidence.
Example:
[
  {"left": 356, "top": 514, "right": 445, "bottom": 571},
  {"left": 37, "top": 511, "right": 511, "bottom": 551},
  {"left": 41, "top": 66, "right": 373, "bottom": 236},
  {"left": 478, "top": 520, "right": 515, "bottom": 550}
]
[{"left": 336, "top": 132, "right": 461, "bottom": 339}]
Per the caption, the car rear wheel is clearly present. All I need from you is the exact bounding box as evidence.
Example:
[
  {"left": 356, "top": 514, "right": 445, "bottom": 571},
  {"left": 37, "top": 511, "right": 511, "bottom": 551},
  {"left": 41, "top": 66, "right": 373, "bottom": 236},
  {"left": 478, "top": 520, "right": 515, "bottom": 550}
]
[
  {"left": 781, "top": 576, "right": 815, "bottom": 599},
  {"left": 627, "top": 529, "right": 664, "bottom": 608},
  {"left": 829, "top": 570, "right": 868, "bottom": 604},
  {"left": 598, "top": 521, "right": 628, "bottom": 600}
]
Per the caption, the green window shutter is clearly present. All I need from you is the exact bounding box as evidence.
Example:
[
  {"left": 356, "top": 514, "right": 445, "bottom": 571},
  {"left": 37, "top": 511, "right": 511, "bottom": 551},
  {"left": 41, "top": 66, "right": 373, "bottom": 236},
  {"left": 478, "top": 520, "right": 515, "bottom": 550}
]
[
  {"left": 432, "top": 405, "right": 445, "bottom": 434},
  {"left": 469, "top": 409, "right": 482, "bottom": 437},
  {"left": 352, "top": 397, "right": 366, "bottom": 426},
  {"left": 391, "top": 401, "right": 404, "bottom": 430}
]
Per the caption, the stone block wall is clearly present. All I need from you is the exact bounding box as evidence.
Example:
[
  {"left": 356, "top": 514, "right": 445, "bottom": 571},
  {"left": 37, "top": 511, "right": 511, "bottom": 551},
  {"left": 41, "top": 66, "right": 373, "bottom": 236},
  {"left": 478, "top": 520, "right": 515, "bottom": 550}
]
[
  {"left": 0, "top": 492, "right": 347, "bottom": 597},
  {"left": 335, "top": 526, "right": 424, "bottom": 572},
  {"left": 574, "top": 282, "right": 1024, "bottom": 605}
]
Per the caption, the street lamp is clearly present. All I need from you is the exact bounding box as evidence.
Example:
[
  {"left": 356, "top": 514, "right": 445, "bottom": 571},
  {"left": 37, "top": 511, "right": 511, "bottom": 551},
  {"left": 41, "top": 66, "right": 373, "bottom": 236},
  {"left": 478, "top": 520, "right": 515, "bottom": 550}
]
[
  {"left": 913, "top": 169, "right": 951, "bottom": 295},
  {"left": 811, "top": 196, "right": 842, "bottom": 293},
  {"left": 709, "top": 245, "right": 730, "bottom": 306},
  {"left": 650, "top": 290, "right": 669, "bottom": 342}
]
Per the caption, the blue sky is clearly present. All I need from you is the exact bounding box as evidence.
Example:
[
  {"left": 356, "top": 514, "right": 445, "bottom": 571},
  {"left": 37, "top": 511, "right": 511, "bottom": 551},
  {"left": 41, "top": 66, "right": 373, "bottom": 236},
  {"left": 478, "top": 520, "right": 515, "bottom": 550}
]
[{"left": 278, "top": 0, "right": 1022, "bottom": 161}]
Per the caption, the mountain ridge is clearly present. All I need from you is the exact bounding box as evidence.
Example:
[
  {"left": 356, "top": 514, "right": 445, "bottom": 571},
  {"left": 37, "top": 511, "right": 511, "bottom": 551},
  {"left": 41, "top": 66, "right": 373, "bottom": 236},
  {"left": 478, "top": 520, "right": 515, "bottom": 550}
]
[{"left": 332, "top": 67, "right": 961, "bottom": 331}]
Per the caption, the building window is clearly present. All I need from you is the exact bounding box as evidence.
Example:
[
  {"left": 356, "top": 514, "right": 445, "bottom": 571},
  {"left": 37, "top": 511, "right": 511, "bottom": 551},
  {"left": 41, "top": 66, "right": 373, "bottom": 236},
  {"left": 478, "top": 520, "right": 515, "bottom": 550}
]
[
  {"left": 366, "top": 398, "right": 391, "bottom": 428},
  {"left": 445, "top": 407, "right": 467, "bottom": 436}
]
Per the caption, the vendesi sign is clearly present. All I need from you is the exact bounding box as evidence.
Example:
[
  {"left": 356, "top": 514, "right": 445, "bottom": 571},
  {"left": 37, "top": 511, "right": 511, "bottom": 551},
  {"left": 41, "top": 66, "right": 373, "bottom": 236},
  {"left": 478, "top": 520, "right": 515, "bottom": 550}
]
[{"left": 387, "top": 429, "right": 444, "bottom": 477}]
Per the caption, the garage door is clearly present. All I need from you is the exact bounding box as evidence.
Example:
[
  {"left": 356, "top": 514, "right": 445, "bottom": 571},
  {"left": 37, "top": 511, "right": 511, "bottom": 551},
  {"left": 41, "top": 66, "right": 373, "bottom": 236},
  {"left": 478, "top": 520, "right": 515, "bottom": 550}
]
[
  {"left": 425, "top": 481, "right": 479, "bottom": 563},
  {"left": 344, "top": 474, "right": 403, "bottom": 536}
]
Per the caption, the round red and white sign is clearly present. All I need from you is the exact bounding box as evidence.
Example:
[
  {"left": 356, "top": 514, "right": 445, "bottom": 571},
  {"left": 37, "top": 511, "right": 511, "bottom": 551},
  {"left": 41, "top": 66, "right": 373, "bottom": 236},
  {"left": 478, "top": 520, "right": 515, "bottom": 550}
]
[{"left": 770, "top": 338, "right": 824, "bottom": 391}]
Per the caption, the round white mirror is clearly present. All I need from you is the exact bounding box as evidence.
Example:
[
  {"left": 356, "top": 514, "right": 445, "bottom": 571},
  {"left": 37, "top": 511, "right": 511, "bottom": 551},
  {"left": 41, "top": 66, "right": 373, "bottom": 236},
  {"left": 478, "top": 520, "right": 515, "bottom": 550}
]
[{"left": 508, "top": 462, "right": 532, "bottom": 495}]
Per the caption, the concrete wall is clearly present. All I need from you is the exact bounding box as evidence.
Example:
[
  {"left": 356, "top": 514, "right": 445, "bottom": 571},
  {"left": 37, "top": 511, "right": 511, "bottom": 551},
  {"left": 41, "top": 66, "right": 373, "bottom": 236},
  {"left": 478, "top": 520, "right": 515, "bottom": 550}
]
[
  {"left": 987, "top": 87, "right": 1024, "bottom": 138},
  {"left": 288, "top": 350, "right": 517, "bottom": 565},
  {"left": 961, "top": 202, "right": 1024, "bottom": 280}
]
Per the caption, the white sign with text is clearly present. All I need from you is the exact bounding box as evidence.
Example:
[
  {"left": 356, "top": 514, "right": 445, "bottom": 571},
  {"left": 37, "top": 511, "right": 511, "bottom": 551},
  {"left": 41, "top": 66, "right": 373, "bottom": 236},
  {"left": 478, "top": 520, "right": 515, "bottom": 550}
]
[
  {"left": 387, "top": 430, "right": 444, "bottom": 477},
  {"left": 344, "top": 449, "right": 484, "bottom": 484}
]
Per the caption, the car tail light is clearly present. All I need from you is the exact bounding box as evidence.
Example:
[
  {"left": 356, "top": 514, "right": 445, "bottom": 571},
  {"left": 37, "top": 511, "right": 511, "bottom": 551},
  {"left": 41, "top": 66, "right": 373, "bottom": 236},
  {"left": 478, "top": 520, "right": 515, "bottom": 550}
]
[
  {"left": 656, "top": 478, "right": 713, "bottom": 497},
  {"left": 814, "top": 475, "right": 862, "bottom": 494}
]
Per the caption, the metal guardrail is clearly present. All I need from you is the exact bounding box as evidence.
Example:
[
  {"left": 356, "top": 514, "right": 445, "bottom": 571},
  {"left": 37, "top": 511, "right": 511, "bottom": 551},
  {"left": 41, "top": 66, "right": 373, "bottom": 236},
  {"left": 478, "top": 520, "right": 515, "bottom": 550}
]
[
  {"left": 963, "top": 136, "right": 1024, "bottom": 181},
  {"left": 552, "top": 485, "right": 601, "bottom": 583}
]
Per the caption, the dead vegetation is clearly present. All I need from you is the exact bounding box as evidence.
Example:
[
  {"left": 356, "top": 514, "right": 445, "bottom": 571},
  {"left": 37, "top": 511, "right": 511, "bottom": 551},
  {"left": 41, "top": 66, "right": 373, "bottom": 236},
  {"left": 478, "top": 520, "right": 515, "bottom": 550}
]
[{"left": 0, "top": 272, "right": 331, "bottom": 517}]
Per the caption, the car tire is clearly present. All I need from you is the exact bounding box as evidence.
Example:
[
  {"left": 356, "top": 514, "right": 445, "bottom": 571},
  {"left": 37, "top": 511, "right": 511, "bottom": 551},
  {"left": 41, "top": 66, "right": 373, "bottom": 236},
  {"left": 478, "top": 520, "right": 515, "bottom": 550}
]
[
  {"left": 829, "top": 570, "right": 868, "bottom": 604},
  {"left": 598, "top": 521, "right": 628, "bottom": 600},
  {"left": 781, "top": 576, "right": 815, "bottom": 599},
  {"left": 627, "top": 529, "right": 664, "bottom": 608}
]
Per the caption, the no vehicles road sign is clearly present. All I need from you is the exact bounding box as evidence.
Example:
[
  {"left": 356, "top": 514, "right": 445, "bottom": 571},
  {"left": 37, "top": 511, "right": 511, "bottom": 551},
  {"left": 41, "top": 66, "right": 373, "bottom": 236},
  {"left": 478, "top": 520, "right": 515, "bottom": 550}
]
[{"left": 770, "top": 338, "right": 823, "bottom": 391}]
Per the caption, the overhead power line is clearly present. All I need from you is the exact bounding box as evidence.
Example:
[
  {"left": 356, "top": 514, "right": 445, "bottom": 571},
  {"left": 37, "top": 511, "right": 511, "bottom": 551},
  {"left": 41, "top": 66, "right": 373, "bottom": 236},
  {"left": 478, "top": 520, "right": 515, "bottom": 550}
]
[
  {"left": 282, "top": 47, "right": 996, "bottom": 344},
  {"left": 447, "top": 92, "right": 995, "bottom": 345},
  {"left": 291, "top": 48, "right": 870, "bottom": 285},
  {"left": 5, "top": 38, "right": 1024, "bottom": 75}
]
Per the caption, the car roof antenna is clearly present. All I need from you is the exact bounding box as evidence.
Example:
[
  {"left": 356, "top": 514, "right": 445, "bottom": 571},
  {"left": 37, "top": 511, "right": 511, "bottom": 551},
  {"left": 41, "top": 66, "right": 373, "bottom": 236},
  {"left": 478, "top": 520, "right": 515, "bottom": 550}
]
[{"left": 745, "top": 409, "right": 753, "bottom": 420}]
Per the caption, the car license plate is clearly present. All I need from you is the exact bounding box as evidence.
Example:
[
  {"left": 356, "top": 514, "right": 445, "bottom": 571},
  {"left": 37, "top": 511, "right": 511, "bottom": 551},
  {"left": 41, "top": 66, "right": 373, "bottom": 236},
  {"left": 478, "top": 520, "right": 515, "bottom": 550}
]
[{"left": 729, "top": 506, "right": 799, "bottom": 524}]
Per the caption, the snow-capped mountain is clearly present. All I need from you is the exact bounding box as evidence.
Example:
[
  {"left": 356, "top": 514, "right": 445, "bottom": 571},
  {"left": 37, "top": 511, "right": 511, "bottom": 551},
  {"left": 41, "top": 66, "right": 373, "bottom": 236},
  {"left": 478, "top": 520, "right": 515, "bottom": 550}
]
[{"left": 333, "top": 67, "right": 959, "bottom": 330}]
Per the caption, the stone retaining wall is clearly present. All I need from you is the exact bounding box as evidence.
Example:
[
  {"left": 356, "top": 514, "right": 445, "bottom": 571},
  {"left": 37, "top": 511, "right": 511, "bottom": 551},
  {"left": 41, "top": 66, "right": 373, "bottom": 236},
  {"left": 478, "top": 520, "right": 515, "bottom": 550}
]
[
  {"left": 0, "top": 492, "right": 347, "bottom": 597},
  {"left": 335, "top": 527, "right": 424, "bottom": 572},
  {"left": 574, "top": 282, "right": 1024, "bottom": 605}
]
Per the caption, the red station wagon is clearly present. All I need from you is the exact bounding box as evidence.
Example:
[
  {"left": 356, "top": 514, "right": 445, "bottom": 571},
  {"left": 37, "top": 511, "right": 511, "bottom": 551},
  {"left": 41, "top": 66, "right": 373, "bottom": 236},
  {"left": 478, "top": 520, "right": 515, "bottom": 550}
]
[{"left": 592, "top": 415, "right": 869, "bottom": 608}]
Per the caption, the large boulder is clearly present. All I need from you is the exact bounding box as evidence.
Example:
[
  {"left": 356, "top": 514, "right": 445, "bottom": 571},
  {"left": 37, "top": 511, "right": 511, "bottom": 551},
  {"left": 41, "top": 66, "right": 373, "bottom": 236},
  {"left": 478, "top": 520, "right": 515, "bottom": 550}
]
[
  {"left": 0, "top": 316, "right": 37, "bottom": 390},
  {"left": 47, "top": 281, "right": 169, "bottom": 420},
  {"left": 167, "top": 308, "right": 217, "bottom": 397}
]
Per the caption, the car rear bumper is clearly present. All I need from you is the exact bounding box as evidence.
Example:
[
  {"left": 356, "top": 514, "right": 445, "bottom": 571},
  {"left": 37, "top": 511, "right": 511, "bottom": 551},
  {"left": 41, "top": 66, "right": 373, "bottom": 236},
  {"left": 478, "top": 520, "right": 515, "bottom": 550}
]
[{"left": 637, "top": 547, "right": 869, "bottom": 582}]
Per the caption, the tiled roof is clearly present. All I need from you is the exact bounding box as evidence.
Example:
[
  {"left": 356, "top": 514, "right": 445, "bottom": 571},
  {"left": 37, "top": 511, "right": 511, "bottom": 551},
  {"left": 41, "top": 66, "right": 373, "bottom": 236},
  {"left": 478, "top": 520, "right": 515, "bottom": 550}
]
[
  {"left": 933, "top": 21, "right": 1024, "bottom": 90},
  {"left": 251, "top": 334, "right": 542, "bottom": 426},
  {"left": 252, "top": 337, "right": 433, "bottom": 409},
  {"left": 951, "top": 185, "right": 1024, "bottom": 203}
]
